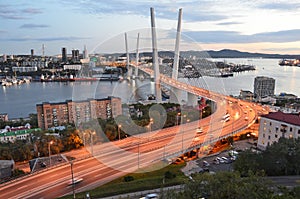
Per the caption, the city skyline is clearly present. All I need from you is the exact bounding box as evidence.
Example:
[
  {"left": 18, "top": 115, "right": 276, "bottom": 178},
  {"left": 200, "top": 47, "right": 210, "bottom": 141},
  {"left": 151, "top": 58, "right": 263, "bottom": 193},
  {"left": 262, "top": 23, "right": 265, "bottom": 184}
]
[{"left": 1, "top": 0, "right": 300, "bottom": 55}]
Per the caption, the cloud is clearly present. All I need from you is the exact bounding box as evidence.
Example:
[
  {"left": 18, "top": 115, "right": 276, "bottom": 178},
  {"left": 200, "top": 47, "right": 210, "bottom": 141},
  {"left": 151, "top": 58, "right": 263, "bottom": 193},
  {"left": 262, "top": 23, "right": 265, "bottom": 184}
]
[
  {"left": 0, "top": 4, "right": 42, "bottom": 20},
  {"left": 182, "top": 29, "right": 300, "bottom": 43},
  {"left": 21, "top": 8, "right": 43, "bottom": 14},
  {"left": 4, "top": 36, "right": 90, "bottom": 42},
  {"left": 217, "top": 21, "right": 243, "bottom": 26},
  {"left": 258, "top": 2, "right": 300, "bottom": 11},
  {"left": 262, "top": 47, "right": 300, "bottom": 52},
  {"left": 59, "top": 0, "right": 228, "bottom": 22},
  {"left": 20, "top": 24, "right": 49, "bottom": 29}
]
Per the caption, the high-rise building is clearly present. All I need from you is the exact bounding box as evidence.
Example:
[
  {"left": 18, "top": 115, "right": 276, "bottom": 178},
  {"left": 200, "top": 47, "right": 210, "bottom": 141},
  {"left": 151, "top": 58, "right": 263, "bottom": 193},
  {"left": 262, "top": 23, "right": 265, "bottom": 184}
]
[
  {"left": 257, "top": 111, "right": 300, "bottom": 150},
  {"left": 36, "top": 96, "right": 122, "bottom": 129},
  {"left": 253, "top": 76, "right": 275, "bottom": 101},
  {"left": 31, "top": 49, "right": 34, "bottom": 57},
  {"left": 72, "top": 49, "right": 79, "bottom": 62},
  {"left": 62, "top": 47, "right": 67, "bottom": 62},
  {"left": 83, "top": 45, "right": 88, "bottom": 59}
]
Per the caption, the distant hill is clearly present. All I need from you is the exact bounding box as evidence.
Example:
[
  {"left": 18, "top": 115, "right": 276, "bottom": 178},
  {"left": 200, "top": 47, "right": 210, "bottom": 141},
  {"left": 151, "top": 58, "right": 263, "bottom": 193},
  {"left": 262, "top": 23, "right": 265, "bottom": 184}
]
[
  {"left": 182, "top": 49, "right": 300, "bottom": 59},
  {"left": 104, "top": 49, "right": 300, "bottom": 59}
]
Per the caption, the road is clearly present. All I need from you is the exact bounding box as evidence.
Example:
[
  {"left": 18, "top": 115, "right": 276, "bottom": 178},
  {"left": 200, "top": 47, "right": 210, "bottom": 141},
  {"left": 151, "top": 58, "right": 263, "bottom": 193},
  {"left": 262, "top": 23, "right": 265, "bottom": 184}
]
[{"left": 0, "top": 67, "right": 269, "bottom": 198}]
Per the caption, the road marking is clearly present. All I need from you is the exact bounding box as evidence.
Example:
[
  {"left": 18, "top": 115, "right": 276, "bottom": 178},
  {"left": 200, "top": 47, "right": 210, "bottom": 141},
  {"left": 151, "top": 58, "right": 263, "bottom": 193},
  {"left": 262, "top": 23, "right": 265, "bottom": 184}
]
[{"left": 16, "top": 184, "right": 29, "bottom": 190}]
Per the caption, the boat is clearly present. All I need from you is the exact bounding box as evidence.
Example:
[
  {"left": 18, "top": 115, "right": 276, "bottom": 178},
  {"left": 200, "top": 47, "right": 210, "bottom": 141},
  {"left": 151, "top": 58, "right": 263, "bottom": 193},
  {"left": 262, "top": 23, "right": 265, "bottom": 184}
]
[
  {"left": 161, "top": 86, "right": 170, "bottom": 99},
  {"left": 147, "top": 94, "right": 156, "bottom": 100}
]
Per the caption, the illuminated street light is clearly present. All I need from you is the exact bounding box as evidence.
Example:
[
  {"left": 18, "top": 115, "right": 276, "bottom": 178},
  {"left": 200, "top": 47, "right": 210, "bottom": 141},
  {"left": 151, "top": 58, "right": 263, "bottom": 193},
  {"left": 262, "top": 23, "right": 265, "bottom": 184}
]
[
  {"left": 48, "top": 140, "right": 53, "bottom": 167},
  {"left": 149, "top": 118, "right": 153, "bottom": 132}
]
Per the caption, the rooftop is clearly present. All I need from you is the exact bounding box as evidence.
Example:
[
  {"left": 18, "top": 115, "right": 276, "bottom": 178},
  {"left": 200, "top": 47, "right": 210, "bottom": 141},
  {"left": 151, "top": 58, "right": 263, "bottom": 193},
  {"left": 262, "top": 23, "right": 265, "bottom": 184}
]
[{"left": 262, "top": 111, "right": 300, "bottom": 126}]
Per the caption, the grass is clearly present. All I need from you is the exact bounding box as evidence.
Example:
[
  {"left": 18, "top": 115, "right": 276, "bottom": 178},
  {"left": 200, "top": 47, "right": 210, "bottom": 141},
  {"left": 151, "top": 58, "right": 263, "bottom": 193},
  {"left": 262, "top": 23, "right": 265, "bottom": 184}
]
[{"left": 59, "top": 161, "right": 187, "bottom": 199}]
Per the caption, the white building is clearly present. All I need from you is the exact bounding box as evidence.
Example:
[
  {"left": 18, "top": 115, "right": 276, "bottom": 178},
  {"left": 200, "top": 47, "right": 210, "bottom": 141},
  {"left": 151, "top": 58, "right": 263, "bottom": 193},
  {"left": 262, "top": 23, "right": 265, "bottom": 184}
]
[{"left": 257, "top": 111, "right": 300, "bottom": 150}]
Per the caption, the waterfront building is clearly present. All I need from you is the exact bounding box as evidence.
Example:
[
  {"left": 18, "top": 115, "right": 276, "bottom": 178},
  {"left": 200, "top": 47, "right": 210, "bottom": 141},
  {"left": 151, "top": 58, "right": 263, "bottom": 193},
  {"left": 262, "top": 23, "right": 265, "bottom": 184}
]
[
  {"left": 12, "top": 66, "right": 38, "bottom": 72},
  {"left": 254, "top": 76, "right": 275, "bottom": 101},
  {"left": 63, "top": 64, "right": 82, "bottom": 71},
  {"left": 36, "top": 96, "right": 122, "bottom": 129},
  {"left": 0, "top": 113, "right": 8, "bottom": 122},
  {"left": 239, "top": 90, "right": 254, "bottom": 101},
  {"left": 72, "top": 49, "right": 80, "bottom": 62},
  {"left": 257, "top": 111, "right": 300, "bottom": 150},
  {"left": 62, "top": 47, "right": 67, "bottom": 62}
]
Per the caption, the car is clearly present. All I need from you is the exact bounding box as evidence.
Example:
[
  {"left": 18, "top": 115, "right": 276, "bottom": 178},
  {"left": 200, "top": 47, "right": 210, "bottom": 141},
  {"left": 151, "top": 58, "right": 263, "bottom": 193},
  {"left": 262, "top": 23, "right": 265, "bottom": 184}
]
[
  {"left": 40, "top": 162, "right": 47, "bottom": 167},
  {"left": 203, "top": 160, "right": 210, "bottom": 167},
  {"left": 68, "top": 177, "right": 83, "bottom": 186},
  {"left": 139, "top": 193, "right": 159, "bottom": 199},
  {"left": 196, "top": 127, "right": 203, "bottom": 134},
  {"left": 216, "top": 157, "right": 225, "bottom": 163}
]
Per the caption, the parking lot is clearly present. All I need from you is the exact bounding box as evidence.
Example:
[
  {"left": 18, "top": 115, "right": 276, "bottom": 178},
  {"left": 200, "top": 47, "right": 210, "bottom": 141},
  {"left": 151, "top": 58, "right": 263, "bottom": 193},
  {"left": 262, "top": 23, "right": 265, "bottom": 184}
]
[{"left": 182, "top": 139, "right": 256, "bottom": 175}]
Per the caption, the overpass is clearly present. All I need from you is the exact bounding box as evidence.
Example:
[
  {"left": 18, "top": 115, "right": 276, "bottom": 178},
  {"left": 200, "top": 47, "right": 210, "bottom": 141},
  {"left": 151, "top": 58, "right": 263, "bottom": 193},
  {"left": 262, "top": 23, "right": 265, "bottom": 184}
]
[{"left": 0, "top": 7, "right": 270, "bottom": 199}]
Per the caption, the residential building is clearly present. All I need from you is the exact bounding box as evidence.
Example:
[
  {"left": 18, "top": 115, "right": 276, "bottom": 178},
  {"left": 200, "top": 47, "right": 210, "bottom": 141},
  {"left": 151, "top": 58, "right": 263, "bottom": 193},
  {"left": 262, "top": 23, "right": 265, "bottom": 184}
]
[
  {"left": 36, "top": 96, "right": 122, "bottom": 129},
  {"left": 254, "top": 76, "right": 275, "bottom": 101},
  {"left": 62, "top": 47, "right": 67, "bottom": 62},
  {"left": 72, "top": 49, "right": 79, "bottom": 62},
  {"left": 257, "top": 111, "right": 300, "bottom": 150},
  {"left": 239, "top": 90, "right": 254, "bottom": 101}
]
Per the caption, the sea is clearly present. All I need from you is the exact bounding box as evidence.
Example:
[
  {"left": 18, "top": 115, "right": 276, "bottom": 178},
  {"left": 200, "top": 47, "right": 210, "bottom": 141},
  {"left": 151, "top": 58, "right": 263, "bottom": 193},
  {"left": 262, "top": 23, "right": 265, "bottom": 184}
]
[{"left": 1, "top": 58, "right": 300, "bottom": 119}]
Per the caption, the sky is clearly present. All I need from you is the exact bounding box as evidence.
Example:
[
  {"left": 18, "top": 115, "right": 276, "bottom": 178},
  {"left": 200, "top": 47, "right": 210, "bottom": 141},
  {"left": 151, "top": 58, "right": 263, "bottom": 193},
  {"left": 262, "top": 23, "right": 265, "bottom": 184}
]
[{"left": 1, "top": 0, "right": 300, "bottom": 56}]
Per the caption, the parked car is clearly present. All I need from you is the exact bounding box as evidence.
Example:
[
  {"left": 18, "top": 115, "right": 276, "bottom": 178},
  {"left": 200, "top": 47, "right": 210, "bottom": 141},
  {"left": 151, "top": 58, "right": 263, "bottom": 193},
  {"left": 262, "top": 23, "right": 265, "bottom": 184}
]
[
  {"left": 40, "top": 162, "right": 47, "bottom": 167},
  {"left": 140, "top": 193, "right": 159, "bottom": 199},
  {"left": 203, "top": 160, "right": 210, "bottom": 167}
]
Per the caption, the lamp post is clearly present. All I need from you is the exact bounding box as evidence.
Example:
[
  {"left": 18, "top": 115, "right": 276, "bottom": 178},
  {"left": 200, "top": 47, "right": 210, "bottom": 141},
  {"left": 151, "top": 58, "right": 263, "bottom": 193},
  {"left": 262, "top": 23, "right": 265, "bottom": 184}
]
[
  {"left": 90, "top": 131, "right": 95, "bottom": 156},
  {"left": 83, "top": 132, "right": 86, "bottom": 147},
  {"left": 70, "top": 160, "right": 75, "bottom": 199},
  {"left": 149, "top": 118, "right": 153, "bottom": 132},
  {"left": 176, "top": 112, "right": 181, "bottom": 126},
  {"left": 48, "top": 140, "right": 53, "bottom": 167},
  {"left": 118, "top": 124, "right": 122, "bottom": 141}
]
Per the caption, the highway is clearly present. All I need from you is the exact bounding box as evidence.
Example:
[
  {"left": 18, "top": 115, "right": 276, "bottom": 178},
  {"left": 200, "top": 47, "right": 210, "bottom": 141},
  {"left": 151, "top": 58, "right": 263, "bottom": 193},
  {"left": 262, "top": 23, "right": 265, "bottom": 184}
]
[{"left": 0, "top": 67, "right": 269, "bottom": 198}]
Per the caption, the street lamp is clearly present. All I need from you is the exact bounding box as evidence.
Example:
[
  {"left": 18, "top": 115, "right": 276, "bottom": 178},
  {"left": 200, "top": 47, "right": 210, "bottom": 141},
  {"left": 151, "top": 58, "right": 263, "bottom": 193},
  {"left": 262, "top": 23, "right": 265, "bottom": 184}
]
[
  {"left": 48, "top": 140, "right": 53, "bottom": 167},
  {"left": 90, "top": 131, "right": 96, "bottom": 156},
  {"left": 83, "top": 132, "right": 86, "bottom": 147},
  {"left": 118, "top": 124, "right": 122, "bottom": 141},
  {"left": 148, "top": 118, "right": 153, "bottom": 132},
  {"left": 176, "top": 112, "right": 181, "bottom": 126},
  {"left": 70, "top": 160, "right": 76, "bottom": 199}
]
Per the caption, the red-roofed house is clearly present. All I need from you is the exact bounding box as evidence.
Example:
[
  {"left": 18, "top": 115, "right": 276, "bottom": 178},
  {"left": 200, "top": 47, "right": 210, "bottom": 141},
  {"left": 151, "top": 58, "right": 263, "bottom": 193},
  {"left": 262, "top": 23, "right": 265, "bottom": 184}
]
[{"left": 258, "top": 111, "right": 300, "bottom": 150}]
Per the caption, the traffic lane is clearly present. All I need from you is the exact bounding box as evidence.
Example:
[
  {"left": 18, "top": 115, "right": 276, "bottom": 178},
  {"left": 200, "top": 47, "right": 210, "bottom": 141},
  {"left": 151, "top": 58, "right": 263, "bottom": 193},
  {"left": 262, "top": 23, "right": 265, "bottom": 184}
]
[{"left": 0, "top": 158, "right": 104, "bottom": 199}]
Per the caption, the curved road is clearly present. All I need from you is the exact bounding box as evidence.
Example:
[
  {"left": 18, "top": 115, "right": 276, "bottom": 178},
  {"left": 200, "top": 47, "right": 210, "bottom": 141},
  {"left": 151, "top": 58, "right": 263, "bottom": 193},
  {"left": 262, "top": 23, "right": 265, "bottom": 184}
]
[{"left": 0, "top": 68, "right": 270, "bottom": 199}]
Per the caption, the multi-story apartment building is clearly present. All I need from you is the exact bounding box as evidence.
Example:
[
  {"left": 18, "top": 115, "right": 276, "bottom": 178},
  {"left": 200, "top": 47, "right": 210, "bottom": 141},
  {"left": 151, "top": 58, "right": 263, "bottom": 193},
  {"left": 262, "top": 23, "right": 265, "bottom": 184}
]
[
  {"left": 257, "top": 111, "right": 300, "bottom": 150},
  {"left": 254, "top": 76, "right": 275, "bottom": 101},
  {"left": 36, "top": 96, "right": 122, "bottom": 129}
]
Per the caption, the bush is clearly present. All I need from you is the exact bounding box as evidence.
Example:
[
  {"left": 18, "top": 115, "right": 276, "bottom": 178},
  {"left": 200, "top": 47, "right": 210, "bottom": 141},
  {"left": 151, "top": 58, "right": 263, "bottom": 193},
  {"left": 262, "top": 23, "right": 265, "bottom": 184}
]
[
  {"left": 124, "top": 175, "right": 134, "bottom": 182},
  {"left": 164, "top": 171, "right": 176, "bottom": 179}
]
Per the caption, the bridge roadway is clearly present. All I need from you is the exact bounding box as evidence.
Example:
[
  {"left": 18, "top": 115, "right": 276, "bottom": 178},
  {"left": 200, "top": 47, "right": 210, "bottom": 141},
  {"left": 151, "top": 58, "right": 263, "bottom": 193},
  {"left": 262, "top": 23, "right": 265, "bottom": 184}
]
[{"left": 0, "top": 68, "right": 269, "bottom": 199}]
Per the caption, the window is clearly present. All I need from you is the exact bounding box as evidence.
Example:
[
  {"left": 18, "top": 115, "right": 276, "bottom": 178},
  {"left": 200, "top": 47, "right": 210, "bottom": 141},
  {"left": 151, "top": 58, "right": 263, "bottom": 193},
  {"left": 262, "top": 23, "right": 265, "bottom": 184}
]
[
  {"left": 268, "top": 135, "right": 271, "bottom": 140},
  {"left": 263, "top": 134, "right": 265, "bottom": 138},
  {"left": 275, "top": 134, "right": 278, "bottom": 138},
  {"left": 298, "top": 129, "right": 300, "bottom": 134},
  {"left": 290, "top": 127, "right": 293, "bottom": 132},
  {"left": 270, "top": 122, "right": 272, "bottom": 126}
]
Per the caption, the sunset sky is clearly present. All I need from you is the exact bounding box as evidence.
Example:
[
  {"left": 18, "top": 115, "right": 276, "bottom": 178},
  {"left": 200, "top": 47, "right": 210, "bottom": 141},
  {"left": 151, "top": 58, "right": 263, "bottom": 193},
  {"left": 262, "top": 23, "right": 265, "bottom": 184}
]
[{"left": 1, "top": 0, "right": 300, "bottom": 55}]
